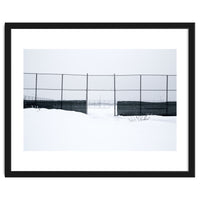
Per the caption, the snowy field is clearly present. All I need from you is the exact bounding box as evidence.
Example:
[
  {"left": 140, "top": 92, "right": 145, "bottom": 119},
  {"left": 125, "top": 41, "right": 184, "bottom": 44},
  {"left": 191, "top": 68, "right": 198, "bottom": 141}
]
[{"left": 24, "top": 107, "right": 176, "bottom": 151}]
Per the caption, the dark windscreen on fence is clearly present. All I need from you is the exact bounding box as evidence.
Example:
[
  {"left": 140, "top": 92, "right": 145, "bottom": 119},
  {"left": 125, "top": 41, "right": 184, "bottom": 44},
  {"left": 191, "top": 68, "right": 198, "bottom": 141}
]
[
  {"left": 24, "top": 73, "right": 87, "bottom": 114},
  {"left": 116, "top": 74, "right": 176, "bottom": 116}
]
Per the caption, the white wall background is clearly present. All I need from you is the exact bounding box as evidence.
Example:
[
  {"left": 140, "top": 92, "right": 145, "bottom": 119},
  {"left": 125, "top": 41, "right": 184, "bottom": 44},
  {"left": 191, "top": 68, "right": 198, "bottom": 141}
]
[{"left": 0, "top": 1, "right": 199, "bottom": 200}]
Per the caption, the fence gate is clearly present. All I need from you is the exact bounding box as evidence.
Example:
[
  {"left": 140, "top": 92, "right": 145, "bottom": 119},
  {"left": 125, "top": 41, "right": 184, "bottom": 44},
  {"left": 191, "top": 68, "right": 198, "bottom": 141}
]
[{"left": 87, "top": 74, "right": 116, "bottom": 116}]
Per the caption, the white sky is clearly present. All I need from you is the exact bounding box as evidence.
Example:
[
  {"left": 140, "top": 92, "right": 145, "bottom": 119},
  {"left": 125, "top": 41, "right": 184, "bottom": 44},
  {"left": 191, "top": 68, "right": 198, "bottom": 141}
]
[{"left": 24, "top": 49, "right": 176, "bottom": 75}]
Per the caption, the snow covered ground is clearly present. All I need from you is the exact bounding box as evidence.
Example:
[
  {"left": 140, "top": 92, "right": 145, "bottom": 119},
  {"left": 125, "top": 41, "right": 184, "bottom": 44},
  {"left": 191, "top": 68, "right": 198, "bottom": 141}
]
[{"left": 24, "top": 107, "right": 176, "bottom": 151}]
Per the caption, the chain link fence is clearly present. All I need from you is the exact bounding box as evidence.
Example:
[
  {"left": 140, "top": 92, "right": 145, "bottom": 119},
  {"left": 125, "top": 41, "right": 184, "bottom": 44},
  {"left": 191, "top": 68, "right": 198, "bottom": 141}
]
[{"left": 24, "top": 73, "right": 176, "bottom": 116}]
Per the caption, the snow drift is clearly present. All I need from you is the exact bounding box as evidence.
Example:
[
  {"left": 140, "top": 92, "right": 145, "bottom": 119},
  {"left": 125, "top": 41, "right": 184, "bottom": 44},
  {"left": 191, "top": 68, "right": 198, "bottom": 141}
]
[{"left": 24, "top": 107, "right": 176, "bottom": 151}]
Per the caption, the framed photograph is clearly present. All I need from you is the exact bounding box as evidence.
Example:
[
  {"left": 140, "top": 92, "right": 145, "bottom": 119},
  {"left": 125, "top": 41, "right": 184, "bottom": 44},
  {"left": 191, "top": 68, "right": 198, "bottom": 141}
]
[{"left": 5, "top": 23, "right": 195, "bottom": 177}]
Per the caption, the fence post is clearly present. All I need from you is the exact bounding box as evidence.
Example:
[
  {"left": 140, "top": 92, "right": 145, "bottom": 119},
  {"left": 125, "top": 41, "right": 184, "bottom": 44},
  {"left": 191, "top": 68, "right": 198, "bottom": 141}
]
[
  {"left": 86, "top": 73, "right": 89, "bottom": 114},
  {"left": 114, "top": 74, "right": 116, "bottom": 116},
  {"left": 35, "top": 73, "right": 38, "bottom": 102},
  {"left": 61, "top": 74, "right": 64, "bottom": 109},
  {"left": 140, "top": 75, "right": 142, "bottom": 115},
  {"left": 166, "top": 75, "right": 168, "bottom": 115}
]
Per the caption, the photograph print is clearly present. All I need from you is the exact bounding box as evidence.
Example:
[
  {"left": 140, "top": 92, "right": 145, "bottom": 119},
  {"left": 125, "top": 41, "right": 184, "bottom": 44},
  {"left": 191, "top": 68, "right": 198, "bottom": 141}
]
[
  {"left": 5, "top": 23, "right": 195, "bottom": 177},
  {"left": 24, "top": 49, "right": 177, "bottom": 151}
]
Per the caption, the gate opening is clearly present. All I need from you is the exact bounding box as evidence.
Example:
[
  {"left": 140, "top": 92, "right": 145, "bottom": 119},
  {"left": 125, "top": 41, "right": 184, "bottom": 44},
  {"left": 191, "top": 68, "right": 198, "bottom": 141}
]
[{"left": 87, "top": 75, "right": 115, "bottom": 117}]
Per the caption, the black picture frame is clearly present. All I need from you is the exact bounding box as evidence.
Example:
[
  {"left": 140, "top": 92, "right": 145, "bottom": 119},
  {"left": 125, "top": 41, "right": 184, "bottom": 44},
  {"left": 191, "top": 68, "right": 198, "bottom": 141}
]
[{"left": 5, "top": 23, "right": 195, "bottom": 177}]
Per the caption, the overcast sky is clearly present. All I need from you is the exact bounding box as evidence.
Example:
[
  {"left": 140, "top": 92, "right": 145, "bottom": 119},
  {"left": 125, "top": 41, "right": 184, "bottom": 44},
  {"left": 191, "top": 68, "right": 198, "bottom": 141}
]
[{"left": 24, "top": 49, "right": 176, "bottom": 75}]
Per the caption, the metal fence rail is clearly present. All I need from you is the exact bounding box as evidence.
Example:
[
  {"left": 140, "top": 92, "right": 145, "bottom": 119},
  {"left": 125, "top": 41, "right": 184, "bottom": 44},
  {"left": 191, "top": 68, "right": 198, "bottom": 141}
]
[{"left": 24, "top": 73, "right": 176, "bottom": 116}]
